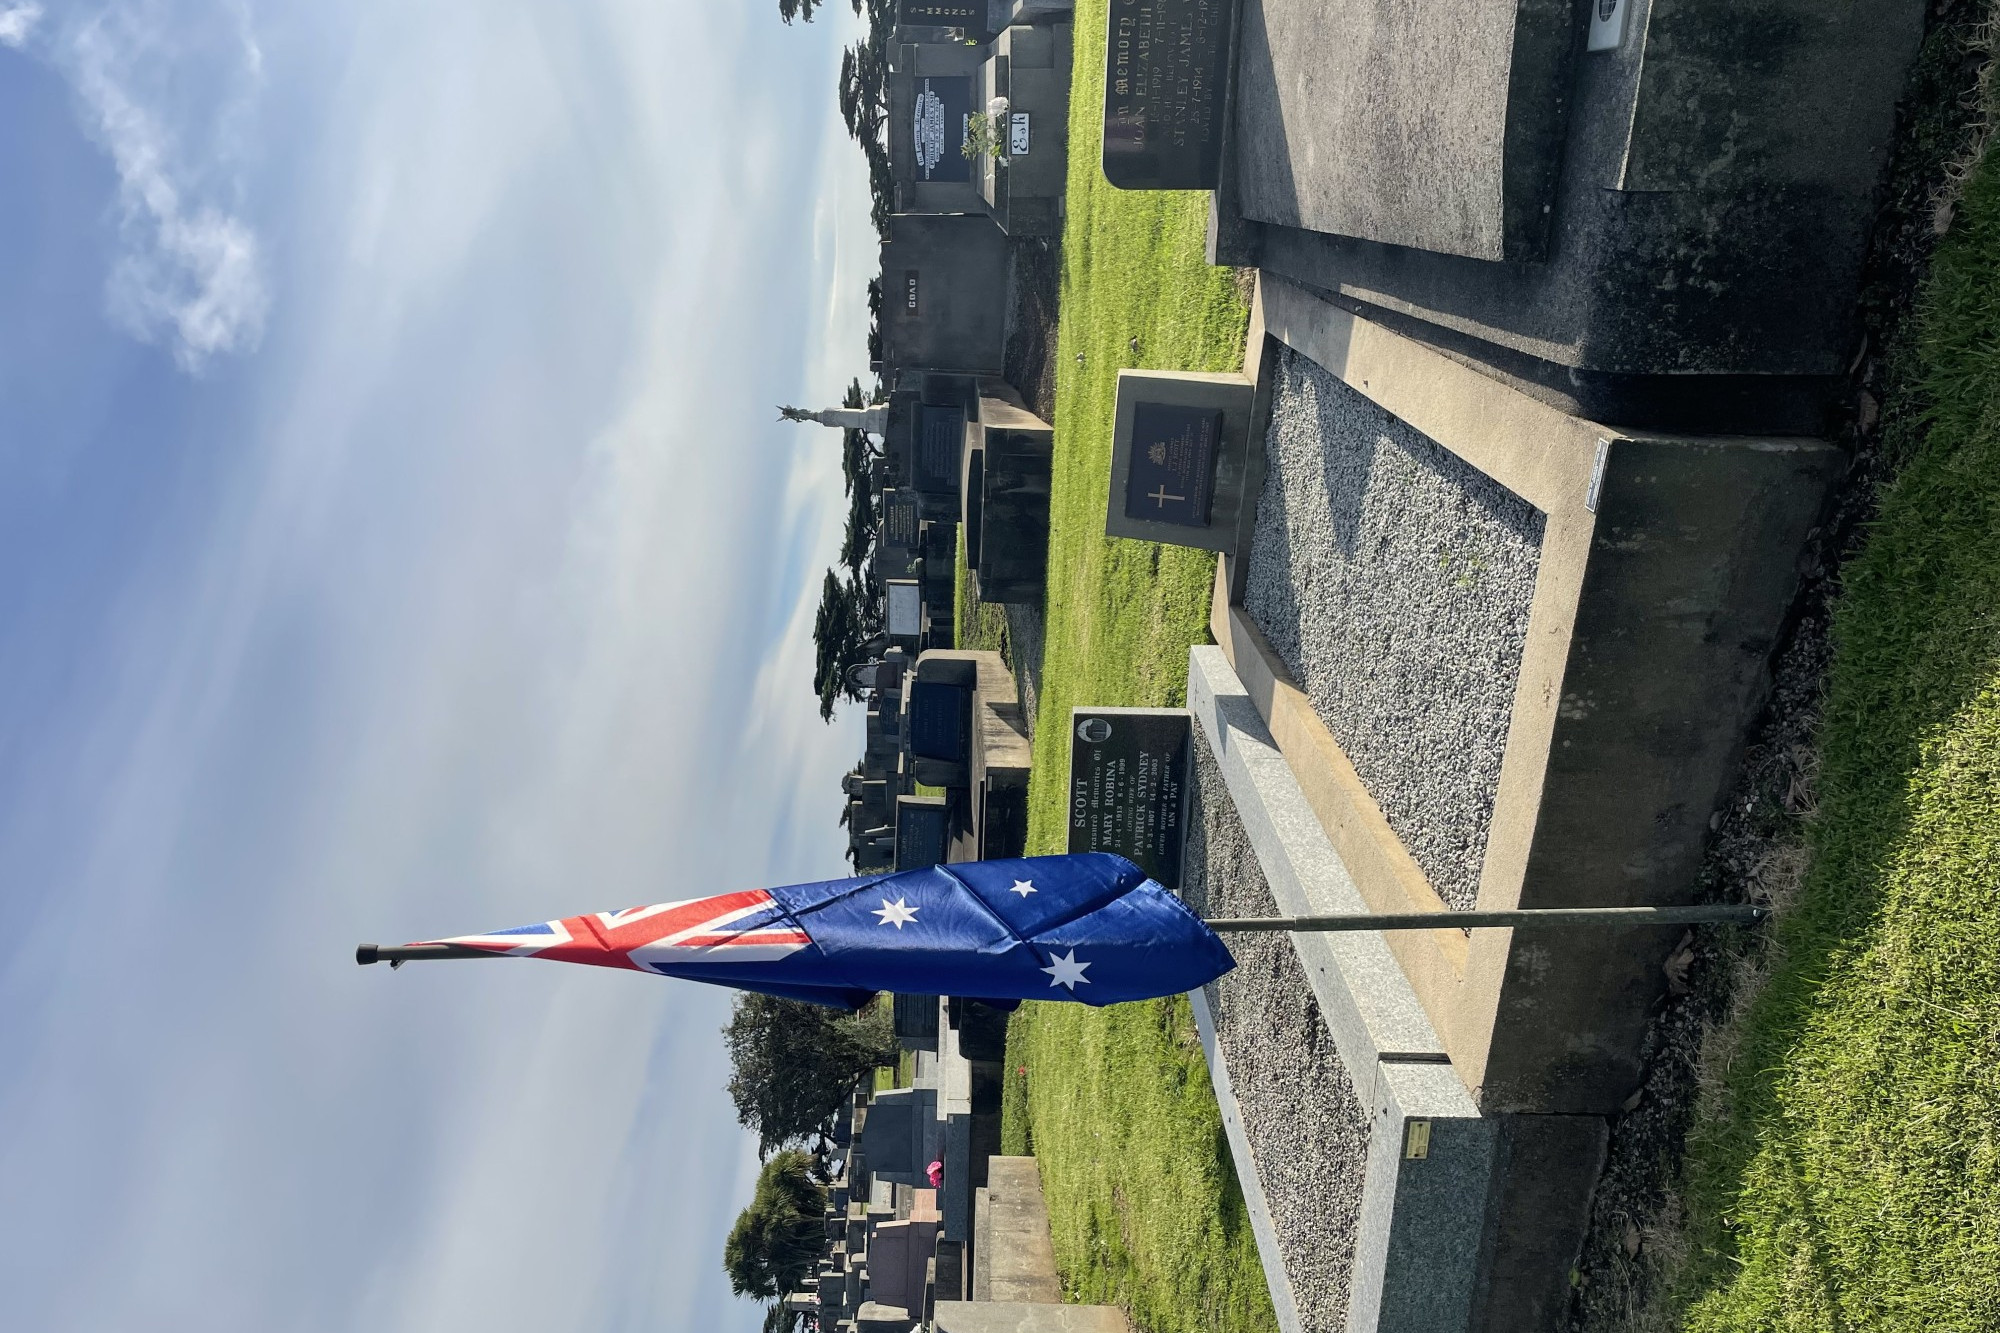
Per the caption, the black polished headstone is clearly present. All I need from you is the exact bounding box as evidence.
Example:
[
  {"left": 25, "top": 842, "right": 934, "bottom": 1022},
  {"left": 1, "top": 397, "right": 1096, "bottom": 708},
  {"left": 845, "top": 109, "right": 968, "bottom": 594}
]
[
  {"left": 1123, "top": 403, "right": 1220, "bottom": 527},
  {"left": 1066, "top": 707, "right": 1192, "bottom": 890},
  {"left": 1101, "top": 0, "right": 1236, "bottom": 190},
  {"left": 912, "top": 76, "right": 974, "bottom": 183},
  {"left": 915, "top": 405, "right": 966, "bottom": 494},
  {"left": 908, "top": 681, "right": 972, "bottom": 761},
  {"left": 895, "top": 796, "right": 952, "bottom": 870}
]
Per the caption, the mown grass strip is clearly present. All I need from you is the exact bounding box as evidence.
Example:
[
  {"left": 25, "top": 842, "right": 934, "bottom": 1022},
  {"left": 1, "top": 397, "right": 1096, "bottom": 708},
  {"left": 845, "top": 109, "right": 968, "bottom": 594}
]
[
  {"left": 992, "top": 4, "right": 1269, "bottom": 1331},
  {"left": 1676, "top": 112, "right": 2000, "bottom": 1333}
]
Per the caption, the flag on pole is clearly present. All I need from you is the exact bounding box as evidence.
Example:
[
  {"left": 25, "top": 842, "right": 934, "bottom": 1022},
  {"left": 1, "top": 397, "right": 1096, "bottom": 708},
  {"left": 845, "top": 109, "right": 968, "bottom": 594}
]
[{"left": 395, "top": 853, "right": 1232, "bottom": 1008}]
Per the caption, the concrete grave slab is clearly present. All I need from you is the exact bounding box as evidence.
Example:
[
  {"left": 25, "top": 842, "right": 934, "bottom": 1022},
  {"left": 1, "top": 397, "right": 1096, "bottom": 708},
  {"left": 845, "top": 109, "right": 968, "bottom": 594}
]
[
  {"left": 1231, "top": 0, "right": 1572, "bottom": 261},
  {"left": 1211, "top": 273, "right": 1841, "bottom": 1113},
  {"left": 970, "top": 1157, "right": 1061, "bottom": 1303},
  {"left": 1219, "top": 0, "right": 1927, "bottom": 425},
  {"left": 935, "top": 1303, "right": 1130, "bottom": 1333}
]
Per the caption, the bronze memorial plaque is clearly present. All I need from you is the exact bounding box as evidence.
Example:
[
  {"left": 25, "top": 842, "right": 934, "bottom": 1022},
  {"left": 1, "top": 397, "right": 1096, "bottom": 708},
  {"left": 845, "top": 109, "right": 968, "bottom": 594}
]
[{"left": 1122, "top": 402, "right": 1221, "bottom": 528}]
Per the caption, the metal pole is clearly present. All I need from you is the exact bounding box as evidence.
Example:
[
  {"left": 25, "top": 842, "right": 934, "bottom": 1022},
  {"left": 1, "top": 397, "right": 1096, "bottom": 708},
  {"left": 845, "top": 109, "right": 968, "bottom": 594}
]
[
  {"left": 1203, "top": 904, "right": 1766, "bottom": 932},
  {"left": 356, "top": 943, "right": 503, "bottom": 966}
]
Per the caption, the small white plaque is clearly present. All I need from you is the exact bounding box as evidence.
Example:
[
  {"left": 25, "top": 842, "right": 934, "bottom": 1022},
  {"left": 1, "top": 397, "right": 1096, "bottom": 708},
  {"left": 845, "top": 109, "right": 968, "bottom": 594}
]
[
  {"left": 1587, "top": 0, "right": 1627, "bottom": 52},
  {"left": 887, "top": 582, "right": 922, "bottom": 637},
  {"left": 1404, "top": 1119, "right": 1432, "bottom": 1161},
  {"left": 1009, "top": 112, "right": 1031, "bottom": 156}
]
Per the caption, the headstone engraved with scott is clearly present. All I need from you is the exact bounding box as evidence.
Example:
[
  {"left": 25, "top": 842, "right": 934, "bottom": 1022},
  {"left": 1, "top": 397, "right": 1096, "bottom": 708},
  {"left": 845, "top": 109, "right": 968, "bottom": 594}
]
[
  {"left": 1067, "top": 708, "right": 1192, "bottom": 890},
  {"left": 1101, "top": 0, "right": 1237, "bottom": 190},
  {"left": 1124, "top": 403, "right": 1220, "bottom": 527}
]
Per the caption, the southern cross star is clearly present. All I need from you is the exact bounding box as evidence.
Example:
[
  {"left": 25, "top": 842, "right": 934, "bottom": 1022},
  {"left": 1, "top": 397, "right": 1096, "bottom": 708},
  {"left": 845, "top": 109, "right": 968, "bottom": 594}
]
[
  {"left": 1041, "top": 949, "right": 1090, "bottom": 990},
  {"left": 1009, "top": 879, "right": 1037, "bottom": 897},
  {"left": 873, "top": 897, "right": 919, "bottom": 929}
]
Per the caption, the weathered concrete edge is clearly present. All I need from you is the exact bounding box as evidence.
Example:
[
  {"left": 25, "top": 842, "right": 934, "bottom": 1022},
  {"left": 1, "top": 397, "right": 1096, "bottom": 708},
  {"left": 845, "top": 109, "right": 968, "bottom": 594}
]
[
  {"left": 1189, "top": 645, "right": 1447, "bottom": 1067},
  {"left": 1187, "top": 986, "right": 1306, "bottom": 1333}
]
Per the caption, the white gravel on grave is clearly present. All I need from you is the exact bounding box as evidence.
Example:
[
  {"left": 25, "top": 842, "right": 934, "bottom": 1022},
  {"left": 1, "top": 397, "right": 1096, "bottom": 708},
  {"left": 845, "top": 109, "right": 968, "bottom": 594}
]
[
  {"left": 1182, "top": 743, "right": 1370, "bottom": 1333},
  {"left": 1245, "top": 347, "right": 1545, "bottom": 910}
]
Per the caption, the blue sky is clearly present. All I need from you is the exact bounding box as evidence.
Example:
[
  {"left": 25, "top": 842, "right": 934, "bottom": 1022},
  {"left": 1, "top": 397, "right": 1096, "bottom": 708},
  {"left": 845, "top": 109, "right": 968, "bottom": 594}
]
[{"left": 0, "top": 2, "right": 876, "bottom": 1329}]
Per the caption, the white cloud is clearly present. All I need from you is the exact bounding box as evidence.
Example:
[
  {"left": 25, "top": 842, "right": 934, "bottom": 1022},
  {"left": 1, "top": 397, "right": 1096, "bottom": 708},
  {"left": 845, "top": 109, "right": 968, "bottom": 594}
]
[
  {"left": 0, "top": 2, "right": 42, "bottom": 47},
  {"left": 0, "top": 2, "right": 876, "bottom": 1331},
  {"left": 35, "top": 2, "right": 269, "bottom": 369}
]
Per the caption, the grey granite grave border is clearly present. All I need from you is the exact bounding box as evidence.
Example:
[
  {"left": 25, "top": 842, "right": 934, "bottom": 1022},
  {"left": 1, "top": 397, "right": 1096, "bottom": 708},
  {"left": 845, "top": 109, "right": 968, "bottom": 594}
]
[
  {"left": 1188, "top": 645, "right": 1496, "bottom": 1333},
  {"left": 1186, "top": 987, "right": 1305, "bottom": 1333}
]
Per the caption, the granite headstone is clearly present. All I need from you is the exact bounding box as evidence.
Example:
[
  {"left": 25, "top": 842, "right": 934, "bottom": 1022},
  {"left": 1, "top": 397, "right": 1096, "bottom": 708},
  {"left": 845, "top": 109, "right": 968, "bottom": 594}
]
[
  {"left": 1105, "top": 369, "right": 1258, "bottom": 553},
  {"left": 1067, "top": 707, "right": 1192, "bottom": 890},
  {"left": 896, "top": 795, "right": 952, "bottom": 870},
  {"left": 1101, "top": 0, "right": 1236, "bottom": 190}
]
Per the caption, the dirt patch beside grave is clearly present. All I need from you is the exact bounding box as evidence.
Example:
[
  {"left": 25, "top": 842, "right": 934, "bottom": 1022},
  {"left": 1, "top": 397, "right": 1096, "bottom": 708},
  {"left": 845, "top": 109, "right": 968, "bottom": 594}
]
[{"left": 1003, "top": 236, "right": 1062, "bottom": 422}]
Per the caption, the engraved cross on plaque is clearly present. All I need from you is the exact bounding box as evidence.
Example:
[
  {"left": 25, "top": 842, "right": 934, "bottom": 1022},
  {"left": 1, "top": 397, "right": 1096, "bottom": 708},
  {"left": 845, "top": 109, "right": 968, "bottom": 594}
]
[{"left": 1148, "top": 484, "right": 1185, "bottom": 509}]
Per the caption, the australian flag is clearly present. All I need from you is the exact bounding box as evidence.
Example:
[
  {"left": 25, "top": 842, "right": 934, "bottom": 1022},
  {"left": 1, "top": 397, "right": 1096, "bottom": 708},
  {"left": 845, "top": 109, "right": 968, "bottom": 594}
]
[{"left": 395, "top": 853, "right": 1233, "bottom": 1008}]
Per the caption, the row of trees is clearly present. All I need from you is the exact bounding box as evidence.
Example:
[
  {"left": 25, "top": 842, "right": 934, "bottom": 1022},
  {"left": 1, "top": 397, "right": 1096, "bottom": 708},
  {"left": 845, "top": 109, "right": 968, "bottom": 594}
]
[
  {"left": 810, "top": 378, "right": 893, "bottom": 721},
  {"left": 721, "top": 994, "right": 903, "bottom": 1326},
  {"left": 780, "top": 0, "right": 899, "bottom": 231}
]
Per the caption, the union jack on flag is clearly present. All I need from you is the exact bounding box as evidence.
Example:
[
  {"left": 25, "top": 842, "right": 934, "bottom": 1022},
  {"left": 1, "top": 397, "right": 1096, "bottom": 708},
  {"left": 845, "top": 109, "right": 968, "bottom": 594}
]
[
  {"left": 372, "top": 854, "right": 1234, "bottom": 1009},
  {"left": 426, "top": 888, "right": 813, "bottom": 971}
]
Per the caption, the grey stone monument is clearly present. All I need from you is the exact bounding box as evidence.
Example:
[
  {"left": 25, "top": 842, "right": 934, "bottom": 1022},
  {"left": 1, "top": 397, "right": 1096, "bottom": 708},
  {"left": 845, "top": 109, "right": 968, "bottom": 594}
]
[
  {"left": 1215, "top": 0, "right": 1928, "bottom": 430},
  {"left": 878, "top": 214, "right": 1011, "bottom": 377}
]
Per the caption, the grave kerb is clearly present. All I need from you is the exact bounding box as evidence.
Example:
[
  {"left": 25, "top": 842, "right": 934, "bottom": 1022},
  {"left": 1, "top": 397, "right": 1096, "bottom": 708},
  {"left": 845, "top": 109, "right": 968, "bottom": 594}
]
[
  {"left": 1188, "top": 643, "right": 1510, "bottom": 1333},
  {"left": 1214, "top": 271, "right": 1841, "bottom": 1112}
]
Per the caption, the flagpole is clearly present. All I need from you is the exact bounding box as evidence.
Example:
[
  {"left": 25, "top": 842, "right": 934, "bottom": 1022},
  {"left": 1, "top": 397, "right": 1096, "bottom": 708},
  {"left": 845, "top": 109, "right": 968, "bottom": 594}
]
[
  {"left": 356, "top": 944, "right": 503, "bottom": 966},
  {"left": 1202, "top": 904, "right": 1766, "bottom": 932},
  {"left": 357, "top": 904, "right": 1765, "bottom": 968}
]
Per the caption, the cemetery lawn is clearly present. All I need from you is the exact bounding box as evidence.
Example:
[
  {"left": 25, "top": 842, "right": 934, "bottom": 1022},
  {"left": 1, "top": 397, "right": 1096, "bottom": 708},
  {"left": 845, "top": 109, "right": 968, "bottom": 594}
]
[
  {"left": 993, "top": 5, "right": 1268, "bottom": 1332},
  {"left": 1672, "top": 126, "right": 2000, "bottom": 1330}
]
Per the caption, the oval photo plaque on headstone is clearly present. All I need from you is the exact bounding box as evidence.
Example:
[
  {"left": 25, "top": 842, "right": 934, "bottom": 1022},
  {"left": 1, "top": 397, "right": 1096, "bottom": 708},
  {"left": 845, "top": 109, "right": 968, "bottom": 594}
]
[{"left": 1101, "top": 0, "right": 1236, "bottom": 191}]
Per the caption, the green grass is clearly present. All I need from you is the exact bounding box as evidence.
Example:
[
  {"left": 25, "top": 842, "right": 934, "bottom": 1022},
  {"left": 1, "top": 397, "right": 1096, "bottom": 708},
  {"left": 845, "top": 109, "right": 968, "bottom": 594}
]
[
  {"left": 956, "top": 522, "right": 1009, "bottom": 654},
  {"left": 1673, "top": 121, "right": 2000, "bottom": 1333},
  {"left": 988, "top": 4, "right": 1267, "bottom": 1331}
]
